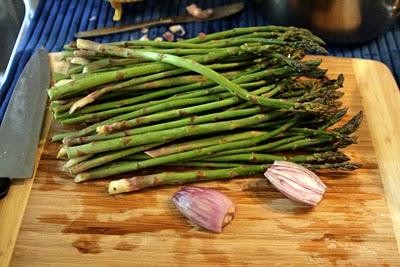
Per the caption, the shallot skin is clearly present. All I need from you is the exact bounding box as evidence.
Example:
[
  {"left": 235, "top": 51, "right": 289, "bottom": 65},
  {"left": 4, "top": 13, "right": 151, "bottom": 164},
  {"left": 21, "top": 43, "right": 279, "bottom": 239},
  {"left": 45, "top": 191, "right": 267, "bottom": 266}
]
[{"left": 173, "top": 186, "right": 235, "bottom": 233}]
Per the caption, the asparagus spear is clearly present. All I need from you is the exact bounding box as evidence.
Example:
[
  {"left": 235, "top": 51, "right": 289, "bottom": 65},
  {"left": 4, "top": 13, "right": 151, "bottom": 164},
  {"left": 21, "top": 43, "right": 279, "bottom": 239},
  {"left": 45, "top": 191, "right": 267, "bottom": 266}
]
[
  {"left": 68, "top": 143, "right": 162, "bottom": 174},
  {"left": 68, "top": 62, "right": 246, "bottom": 113},
  {"left": 115, "top": 37, "right": 286, "bottom": 49},
  {"left": 57, "top": 81, "right": 264, "bottom": 125},
  {"left": 145, "top": 131, "right": 266, "bottom": 158},
  {"left": 52, "top": 95, "right": 223, "bottom": 142},
  {"left": 63, "top": 154, "right": 93, "bottom": 169},
  {"left": 96, "top": 85, "right": 278, "bottom": 134},
  {"left": 201, "top": 151, "right": 350, "bottom": 163},
  {"left": 65, "top": 113, "right": 286, "bottom": 158},
  {"left": 63, "top": 107, "right": 265, "bottom": 146},
  {"left": 74, "top": 118, "right": 297, "bottom": 181},
  {"left": 107, "top": 162, "right": 358, "bottom": 195},
  {"left": 267, "top": 136, "right": 337, "bottom": 152},
  {"left": 47, "top": 26, "right": 363, "bottom": 190},
  {"left": 69, "top": 132, "right": 269, "bottom": 174},
  {"left": 108, "top": 165, "right": 269, "bottom": 194},
  {"left": 208, "top": 135, "right": 305, "bottom": 156},
  {"left": 76, "top": 40, "right": 325, "bottom": 113},
  {"left": 64, "top": 62, "right": 266, "bottom": 117},
  {"left": 166, "top": 162, "right": 242, "bottom": 168},
  {"left": 48, "top": 46, "right": 242, "bottom": 100},
  {"left": 83, "top": 58, "right": 150, "bottom": 73},
  {"left": 182, "top": 26, "right": 293, "bottom": 43},
  {"left": 59, "top": 80, "right": 220, "bottom": 116}
]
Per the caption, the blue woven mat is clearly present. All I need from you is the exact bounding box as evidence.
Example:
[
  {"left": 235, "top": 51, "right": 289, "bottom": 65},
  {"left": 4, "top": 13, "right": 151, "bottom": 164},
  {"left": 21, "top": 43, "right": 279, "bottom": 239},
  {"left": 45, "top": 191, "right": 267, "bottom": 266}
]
[{"left": 1, "top": 0, "right": 399, "bottom": 123}]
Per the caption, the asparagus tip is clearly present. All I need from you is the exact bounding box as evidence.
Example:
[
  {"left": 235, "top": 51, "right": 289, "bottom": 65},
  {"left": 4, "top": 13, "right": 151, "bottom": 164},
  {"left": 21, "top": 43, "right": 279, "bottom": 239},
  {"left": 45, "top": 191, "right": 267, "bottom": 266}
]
[{"left": 336, "top": 111, "right": 363, "bottom": 135}]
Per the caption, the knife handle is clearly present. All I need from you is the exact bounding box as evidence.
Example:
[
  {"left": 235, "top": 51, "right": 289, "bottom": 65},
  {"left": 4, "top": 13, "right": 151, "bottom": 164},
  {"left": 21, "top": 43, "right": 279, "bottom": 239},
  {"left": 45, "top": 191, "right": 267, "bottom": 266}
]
[
  {"left": 0, "top": 178, "right": 11, "bottom": 200},
  {"left": 75, "top": 18, "right": 174, "bottom": 38}
]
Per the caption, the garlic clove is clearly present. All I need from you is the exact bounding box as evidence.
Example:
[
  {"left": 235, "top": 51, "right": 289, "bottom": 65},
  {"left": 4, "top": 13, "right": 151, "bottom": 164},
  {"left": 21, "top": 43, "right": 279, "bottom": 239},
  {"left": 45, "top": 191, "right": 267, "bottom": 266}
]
[
  {"left": 173, "top": 186, "right": 235, "bottom": 233},
  {"left": 264, "top": 161, "right": 327, "bottom": 206}
]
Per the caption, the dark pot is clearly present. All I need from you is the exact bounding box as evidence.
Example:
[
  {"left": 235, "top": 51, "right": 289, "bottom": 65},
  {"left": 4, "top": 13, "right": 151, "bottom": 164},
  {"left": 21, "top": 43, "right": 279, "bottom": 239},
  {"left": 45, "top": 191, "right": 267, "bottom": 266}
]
[{"left": 254, "top": 0, "right": 400, "bottom": 45}]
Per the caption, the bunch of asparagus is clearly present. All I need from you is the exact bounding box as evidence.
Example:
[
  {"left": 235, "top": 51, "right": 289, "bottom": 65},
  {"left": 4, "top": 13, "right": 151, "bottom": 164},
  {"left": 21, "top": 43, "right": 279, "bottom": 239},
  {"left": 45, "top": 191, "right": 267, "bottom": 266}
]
[{"left": 48, "top": 26, "right": 362, "bottom": 195}]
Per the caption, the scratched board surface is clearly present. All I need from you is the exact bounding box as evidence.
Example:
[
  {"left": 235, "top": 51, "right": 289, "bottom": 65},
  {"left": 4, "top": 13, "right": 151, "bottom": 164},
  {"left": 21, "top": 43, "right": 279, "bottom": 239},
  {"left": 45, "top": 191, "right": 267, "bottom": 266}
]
[{"left": 11, "top": 57, "right": 400, "bottom": 266}]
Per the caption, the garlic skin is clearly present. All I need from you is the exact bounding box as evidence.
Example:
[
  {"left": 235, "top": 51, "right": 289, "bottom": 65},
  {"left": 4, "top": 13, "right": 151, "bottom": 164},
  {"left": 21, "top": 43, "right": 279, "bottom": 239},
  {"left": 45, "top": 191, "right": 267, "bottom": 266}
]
[
  {"left": 169, "top": 25, "right": 186, "bottom": 36},
  {"left": 162, "top": 31, "right": 175, "bottom": 42},
  {"left": 139, "top": 34, "right": 149, "bottom": 41},
  {"left": 186, "top": 4, "right": 213, "bottom": 19},
  {"left": 264, "top": 161, "right": 327, "bottom": 206},
  {"left": 173, "top": 186, "right": 235, "bottom": 233}
]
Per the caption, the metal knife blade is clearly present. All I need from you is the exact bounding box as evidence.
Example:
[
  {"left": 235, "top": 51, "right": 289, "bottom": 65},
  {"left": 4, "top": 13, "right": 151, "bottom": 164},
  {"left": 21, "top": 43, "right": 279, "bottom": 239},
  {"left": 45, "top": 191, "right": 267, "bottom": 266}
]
[
  {"left": 0, "top": 47, "right": 50, "bottom": 178},
  {"left": 75, "top": 2, "right": 244, "bottom": 38}
]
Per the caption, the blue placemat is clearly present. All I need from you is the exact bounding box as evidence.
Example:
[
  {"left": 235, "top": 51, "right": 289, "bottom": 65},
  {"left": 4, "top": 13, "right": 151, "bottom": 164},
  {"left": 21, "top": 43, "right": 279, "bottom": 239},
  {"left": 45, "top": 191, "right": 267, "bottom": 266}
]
[{"left": 1, "top": 0, "right": 399, "bottom": 124}]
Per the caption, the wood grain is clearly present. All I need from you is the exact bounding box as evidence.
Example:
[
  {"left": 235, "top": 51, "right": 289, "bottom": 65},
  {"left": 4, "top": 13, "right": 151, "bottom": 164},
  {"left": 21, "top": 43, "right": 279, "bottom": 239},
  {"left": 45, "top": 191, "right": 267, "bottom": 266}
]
[
  {"left": 0, "top": 108, "right": 53, "bottom": 267},
  {"left": 5, "top": 56, "right": 400, "bottom": 266},
  {"left": 352, "top": 59, "right": 400, "bottom": 251}
]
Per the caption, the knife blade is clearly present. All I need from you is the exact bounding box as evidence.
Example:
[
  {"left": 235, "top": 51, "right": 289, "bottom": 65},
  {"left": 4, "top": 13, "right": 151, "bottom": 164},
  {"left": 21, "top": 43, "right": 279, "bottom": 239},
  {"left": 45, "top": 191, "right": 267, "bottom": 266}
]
[
  {"left": 0, "top": 47, "right": 50, "bottom": 198},
  {"left": 75, "top": 2, "right": 244, "bottom": 38}
]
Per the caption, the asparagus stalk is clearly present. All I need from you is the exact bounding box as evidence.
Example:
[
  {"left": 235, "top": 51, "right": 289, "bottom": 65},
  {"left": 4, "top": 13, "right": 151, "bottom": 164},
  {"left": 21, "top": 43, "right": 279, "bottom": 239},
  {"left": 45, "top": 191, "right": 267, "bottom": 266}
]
[
  {"left": 108, "top": 165, "right": 269, "bottom": 194},
  {"left": 116, "top": 37, "right": 286, "bottom": 49},
  {"left": 145, "top": 131, "right": 266, "bottom": 158},
  {"left": 48, "top": 46, "right": 242, "bottom": 100},
  {"left": 171, "top": 80, "right": 267, "bottom": 100},
  {"left": 47, "top": 26, "right": 363, "bottom": 190},
  {"left": 65, "top": 113, "right": 286, "bottom": 158},
  {"left": 208, "top": 135, "right": 305, "bottom": 156},
  {"left": 60, "top": 58, "right": 319, "bottom": 120},
  {"left": 123, "top": 153, "right": 151, "bottom": 161},
  {"left": 57, "top": 80, "right": 264, "bottom": 125},
  {"left": 62, "top": 64, "right": 263, "bottom": 117},
  {"left": 201, "top": 151, "right": 350, "bottom": 163},
  {"left": 68, "top": 57, "right": 91, "bottom": 66},
  {"left": 166, "top": 162, "right": 242, "bottom": 168},
  {"left": 76, "top": 40, "right": 325, "bottom": 113},
  {"left": 267, "top": 136, "right": 336, "bottom": 152},
  {"left": 68, "top": 143, "right": 162, "bottom": 174},
  {"left": 67, "top": 65, "right": 84, "bottom": 77},
  {"left": 72, "top": 50, "right": 100, "bottom": 58},
  {"left": 69, "top": 132, "right": 270, "bottom": 174},
  {"left": 319, "top": 108, "right": 348, "bottom": 130},
  {"left": 59, "top": 80, "right": 219, "bottom": 116},
  {"left": 62, "top": 155, "right": 93, "bottom": 169},
  {"left": 182, "top": 26, "right": 292, "bottom": 43},
  {"left": 69, "top": 62, "right": 246, "bottom": 113},
  {"left": 63, "top": 107, "right": 265, "bottom": 146},
  {"left": 73, "top": 118, "right": 297, "bottom": 181},
  {"left": 68, "top": 68, "right": 195, "bottom": 113},
  {"left": 52, "top": 95, "right": 223, "bottom": 142},
  {"left": 83, "top": 58, "right": 150, "bottom": 73},
  {"left": 96, "top": 85, "right": 278, "bottom": 134},
  {"left": 107, "top": 162, "right": 357, "bottom": 194}
]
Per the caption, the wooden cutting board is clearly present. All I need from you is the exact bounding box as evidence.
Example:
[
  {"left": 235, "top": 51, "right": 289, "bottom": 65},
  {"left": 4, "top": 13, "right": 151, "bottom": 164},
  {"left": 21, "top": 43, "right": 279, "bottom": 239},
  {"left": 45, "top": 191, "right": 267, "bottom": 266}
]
[{"left": 5, "top": 56, "right": 400, "bottom": 266}]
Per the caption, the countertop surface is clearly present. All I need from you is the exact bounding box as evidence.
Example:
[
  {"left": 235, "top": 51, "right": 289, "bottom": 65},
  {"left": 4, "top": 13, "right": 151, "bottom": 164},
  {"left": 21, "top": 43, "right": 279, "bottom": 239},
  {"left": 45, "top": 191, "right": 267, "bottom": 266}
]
[{"left": 0, "top": 0, "right": 400, "bottom": 123}]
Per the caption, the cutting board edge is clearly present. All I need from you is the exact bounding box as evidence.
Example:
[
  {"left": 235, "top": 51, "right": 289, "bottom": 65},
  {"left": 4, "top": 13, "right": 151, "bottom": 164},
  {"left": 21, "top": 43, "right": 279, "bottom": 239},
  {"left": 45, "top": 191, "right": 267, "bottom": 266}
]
[
  {"left": 351, "top": 57, "right": 400, "bottom": 254},
  {"left": 0, "top": 105, "right": 54, "bottom": 267}
]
